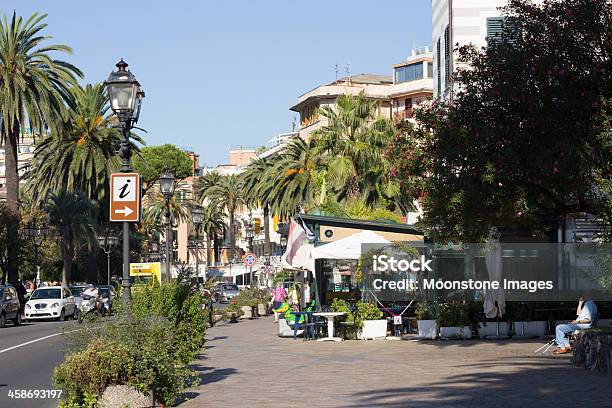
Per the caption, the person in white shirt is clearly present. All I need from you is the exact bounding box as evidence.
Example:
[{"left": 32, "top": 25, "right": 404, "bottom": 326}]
[{"left": 553, "top": 294, "right": 597, "bottom": 355}]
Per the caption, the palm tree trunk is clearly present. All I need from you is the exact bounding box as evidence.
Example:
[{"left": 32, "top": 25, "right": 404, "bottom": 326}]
[
  {"left": 5, "top": 122, "right": 20, "bottom": 285},
  {"left": 229, "top": 208, "right": 235, "bottom": 262},
  {"left": 206, "top": 231, "right": 213, "bottom": 267},
  {"left": 61, "top": 231, "right": 70, "bottom": 287},
  {"left": 213, "top": 232, "right": 219, "bottom": 265},
  {"left": 263, "top": 203, "right": 271, "bottom": 256}
]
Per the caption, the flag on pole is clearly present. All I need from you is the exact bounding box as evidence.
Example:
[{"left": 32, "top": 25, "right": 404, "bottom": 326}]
[{"left": 282, "top": 219, "right": 306, "bottom": 266}]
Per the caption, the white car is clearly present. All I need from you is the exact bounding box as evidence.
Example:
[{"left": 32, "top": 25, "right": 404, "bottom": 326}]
[{"left": 25, "top": 286, "right": 77, "bottom": 321}]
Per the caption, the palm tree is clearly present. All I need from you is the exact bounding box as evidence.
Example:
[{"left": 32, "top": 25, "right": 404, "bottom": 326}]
[
  {"left": 45, "top": 191, "right": 96, "bottom": 286},
  {"left": 194, "top": 171, "right": 222, "bottom": 200},
  {"left": 198, "top": 174, "right": 244, "bottom": 262},
  {"left": 269, "top": 138, "right": 323, "bottom": 218},
  {"left": 241, "top": 157, "right": 275, "bottom": 256},
  {"left": 26, "top": 83, "right": 142, "bottom": 213},
  {"left": 142, "top": 185, "right": 193, "bottom": 228},
  {"left": 198, "top": 204, "right": 226, "bottom": 266},
  {"left": 312, "top": 91, "right": 395, "bottom": 204},
  {"left": 0, "top": 12, "right": 82, "bottom": 284}
]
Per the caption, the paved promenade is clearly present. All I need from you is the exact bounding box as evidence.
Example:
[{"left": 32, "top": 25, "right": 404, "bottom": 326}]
[{"left": 181, "top": 317, "right": 610, "bottom": 408}]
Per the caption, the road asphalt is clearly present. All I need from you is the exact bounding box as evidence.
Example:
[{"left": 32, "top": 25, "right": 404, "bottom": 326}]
[{"left": 0, "top": 319, "right": 77, "bottom": 408}]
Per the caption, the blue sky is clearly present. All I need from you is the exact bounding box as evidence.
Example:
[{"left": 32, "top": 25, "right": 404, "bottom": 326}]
[{"left": 6, "top": 1, "right": 432, "bottom": 166}]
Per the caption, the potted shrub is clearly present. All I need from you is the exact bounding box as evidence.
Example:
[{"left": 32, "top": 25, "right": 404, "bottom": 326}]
[
  {"left": 257, "top": 293, "right": 271, "bottom": 316},
  {"left": 331, "top": 298, "right": 356, "bottom": 339},
  {"left": 438, "top": 303, "right": 472, "bottom": 339},
  {"left": 224, "top": 303, "right": 242, "bottom": 323},
  {"left": 355, "top": 301, "right": 386, "bottom": 340},
  {"left": 415, "top": 302, "right": 438, "bottom": 339},
  {"left": 234, "top": 291, "right": 255, "bottom": 319}
]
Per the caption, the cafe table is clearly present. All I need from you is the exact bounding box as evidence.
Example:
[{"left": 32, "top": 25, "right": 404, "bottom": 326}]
[{"left": 313, "top": 312, "right": 346, "bottom": 342}]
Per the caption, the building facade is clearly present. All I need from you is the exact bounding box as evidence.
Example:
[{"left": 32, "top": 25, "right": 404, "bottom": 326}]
[
  {"left": 432, "top": 0, "right": 508, "bottom": 99},
  {"left": 291, "top": 49, "right": 434, "bottom": 140},
  {"left": 0, "top": 133, "right": 36, "bottom": 201}
]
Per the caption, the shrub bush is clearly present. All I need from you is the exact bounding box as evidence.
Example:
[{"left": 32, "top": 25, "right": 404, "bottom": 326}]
[
  {"left": 438, "top": 302, "right": 470, "bottom": 327},
  {"left": 54, "top": 338, "right": 129, "bottom": 404},
  {"left": 54, "top": 282, "right": 205, "bottom": 407},
  {"left": 130, "top": 281, "right": 206, "bottom": 365}
]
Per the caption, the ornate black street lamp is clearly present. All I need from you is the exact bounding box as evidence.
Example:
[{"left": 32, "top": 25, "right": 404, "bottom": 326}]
[
  {"left": 98, "top": 232, "right": 120, "bottom": 288},
  {"left": 24, "top": 221, "right": 50, "bottom": 286},
  {"left": 277, "top": 222, "right": 289, "bottom": 253},
  {"left": 245, "top": 216, "right": 255, "bottom": 288},
  {"left": 159, "top": 170, "right": 175, "bottom": 282},
  {"left": 192, "top": 206, "right": 204, "bottom": 289},
  {"left": 105, "top": 59, "right": 145, "bottom": 303}
]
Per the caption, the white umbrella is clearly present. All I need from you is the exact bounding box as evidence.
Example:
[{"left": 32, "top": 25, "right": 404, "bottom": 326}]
[
  {"left": 484, "top": 240, "right": 505, "bottom": 318},
  {"left": 311, "top": 230, "right": 391, "bottom": 260}
]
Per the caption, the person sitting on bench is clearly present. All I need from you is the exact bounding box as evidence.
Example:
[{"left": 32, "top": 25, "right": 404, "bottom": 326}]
[{"left": 553, "top": 294, "right": 597, "bottom": 355}]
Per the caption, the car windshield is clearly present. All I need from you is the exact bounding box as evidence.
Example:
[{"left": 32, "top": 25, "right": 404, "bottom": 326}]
[
  {"left": 70, "top": 287, "right": 84, "bottom": 297},
  {"left": 31, "top": 288, "right": 61, "bottom": 299},
  {"left": 223, "top": 285, "right": 239, "bottom": 291}
]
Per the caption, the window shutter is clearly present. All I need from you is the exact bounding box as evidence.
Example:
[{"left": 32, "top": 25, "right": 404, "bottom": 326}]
[
  {"left": 436, "top": 37, "right": 441, "bottom": 95},
  {"left": 487, "top": 17, "right": 506, "bottom": 43},
  {"left": 444, "top": 25, "right": 450, "bottom": 87}
]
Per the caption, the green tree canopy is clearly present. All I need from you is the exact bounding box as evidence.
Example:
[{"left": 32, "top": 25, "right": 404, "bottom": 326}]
[
  {"left": 133, "top": 144, "right": 193, "bottom": 193},
  {"left": 0, "top": 12, "right": 82, "bottom": 284},
  {"left": 388, "top": 0, "right": 612, "bottom": 241},
  {"left": 45, "top": 191, "right": 96, "bottom": 286}
]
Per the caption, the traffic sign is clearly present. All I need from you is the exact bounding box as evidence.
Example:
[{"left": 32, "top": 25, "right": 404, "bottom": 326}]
[
  {"left": 110, "top": 172, "right": 141, "bottom": 222},
  {"left": 243, "top": 253, "right": 257, "bottom": 267}
]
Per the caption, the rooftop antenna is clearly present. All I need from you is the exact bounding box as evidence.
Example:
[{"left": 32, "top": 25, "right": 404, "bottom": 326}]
[
  {"left": 335, "top": 63, "right": 339, "bottom": 82},
  {"left": 345, "top": 63, "right": 351, "bottom": 85}
]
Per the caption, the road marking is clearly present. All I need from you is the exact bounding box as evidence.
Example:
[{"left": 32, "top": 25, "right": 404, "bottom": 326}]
[{"left": 0, "top": 329, "right": 79, "bottom": 355}]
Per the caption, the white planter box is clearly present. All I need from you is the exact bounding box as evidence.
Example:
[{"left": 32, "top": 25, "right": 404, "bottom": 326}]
[
  {"left": 479, "top": 322, "right": 509, "bottom": 338},
  {"left": 417, "top": 320, "right": 438, "bottom": 339},
  {"left": 440, "top": 326, "right": 472, "bottom": 340},
  {"left": 240, "top": 306, "right": 253, "bottom": 319},
  {"left": 359, "top": 320, "right": 388, "bottom": 340},
  {"left": 257, "top": 303, "right": 268, "bottom": 316},
  {"left": 513, "top": 321, "right": 547, "bottom": 337}
]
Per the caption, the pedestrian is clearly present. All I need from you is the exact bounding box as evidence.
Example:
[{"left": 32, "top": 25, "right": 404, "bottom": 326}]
[
  {"left": 271, "top": 283, "right": 287, "bottom": 323},
  {"left": 288, "top": 282, "right": 300, "bottom": 306},
  {"left": 303, "top": 280, "right": 311, "bottom": 305},
  {"left": 15, "top": 279, "right": 27, "bottom": 312}
]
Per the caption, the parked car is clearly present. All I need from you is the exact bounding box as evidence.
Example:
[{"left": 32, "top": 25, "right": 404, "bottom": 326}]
[
  {"left": 0, "top": 284, "right": 22, "bottom": 327},
  {"left": 25, "top": 286, "right": 76, "bottom": 321},
  {"left": 212, "top": 283, "right": 240, "bottom": 303},
  {"left": 98, "top": 285, "right": 116, "bottom": 314}
]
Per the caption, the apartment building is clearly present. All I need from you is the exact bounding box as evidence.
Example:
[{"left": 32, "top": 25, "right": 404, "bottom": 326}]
[
  {"left": 0, "top": 133, "right": 36, "bottom": 201},
  {"left": 432, "top": 0, "right": 508, "bottom": 99},
  {"left": 291, "top": 48, "right": 434, "bottom": 140}
]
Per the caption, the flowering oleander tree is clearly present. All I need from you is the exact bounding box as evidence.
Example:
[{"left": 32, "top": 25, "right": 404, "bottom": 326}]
[{"left": 388, "top": 0, "right": 612, "bottom": 242}]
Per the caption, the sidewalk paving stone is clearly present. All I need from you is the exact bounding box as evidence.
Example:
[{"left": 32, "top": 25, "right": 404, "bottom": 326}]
[{"left": 180, "top": 317, "right": 610, "bottom": 408}]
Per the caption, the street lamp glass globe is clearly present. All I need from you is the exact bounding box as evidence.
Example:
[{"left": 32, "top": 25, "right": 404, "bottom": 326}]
[
  {"left": 41, "top": 224, "right": 50, "bottom": 238},
  {"left": 25, "top": 222, "right": 35, "bottom": 238},
  {"left": 97, "top": 235, "right": 107, "bottom": 248},
  {"left": 159, "top": 170, "right": 175, "bottom": 195},
  {"left": 245, "top": 223, "right": 254, "bottom": 238},
  {"left": 192, "top": 207, "right": 204, "bottom": 225},
  {"left": 105, "top": 59, "right": 140, "bottom": 115},
  {"left": 109, "top": 235, "right": 119, "bottom": 247}
]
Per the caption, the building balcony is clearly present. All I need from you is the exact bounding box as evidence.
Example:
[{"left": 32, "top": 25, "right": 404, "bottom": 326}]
[{"left": 393, "top": 108, "right": 413, "bottom": 121}]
